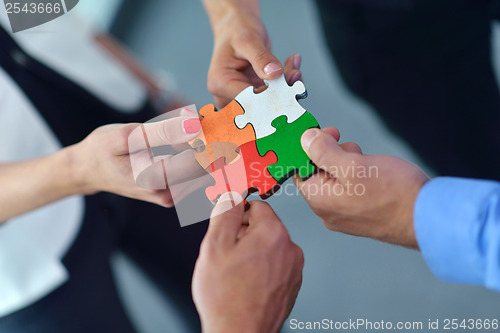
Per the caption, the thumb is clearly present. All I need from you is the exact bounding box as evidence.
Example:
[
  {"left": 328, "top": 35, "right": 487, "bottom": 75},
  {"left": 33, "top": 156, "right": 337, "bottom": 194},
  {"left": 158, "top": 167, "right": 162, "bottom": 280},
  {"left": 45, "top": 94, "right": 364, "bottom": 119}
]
[
  {"left": 301, "top": 128, "right": 357, "bottom": 179},
  {"left": 234, "top": 34, "right": 283, "bottom": 80},
  {"left": 206, "top": 192, "right": 245, "bottom": 248}
]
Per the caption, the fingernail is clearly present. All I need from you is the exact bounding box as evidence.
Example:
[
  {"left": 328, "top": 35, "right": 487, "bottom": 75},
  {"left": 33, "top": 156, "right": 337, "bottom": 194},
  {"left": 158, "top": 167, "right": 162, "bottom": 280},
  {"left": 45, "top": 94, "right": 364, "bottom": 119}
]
[
  {"left": 183, "top": 118, "right": 201, "bottom": 134},
  {"left": 301, "top": 129, "right": 319, "bottom": 150},
  {"left": 293, "top": 54, "right": 301, "bottom": 69},
  {"left": 263, "top": 62, "right": 282, "bottom": 76}
]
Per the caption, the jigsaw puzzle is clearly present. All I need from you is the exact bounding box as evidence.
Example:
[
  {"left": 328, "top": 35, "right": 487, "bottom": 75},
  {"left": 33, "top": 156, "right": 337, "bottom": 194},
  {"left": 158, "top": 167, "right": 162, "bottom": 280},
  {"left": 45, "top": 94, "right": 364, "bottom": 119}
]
[{"left": 189, "top": 73, "right": 320, "bottom": 203}]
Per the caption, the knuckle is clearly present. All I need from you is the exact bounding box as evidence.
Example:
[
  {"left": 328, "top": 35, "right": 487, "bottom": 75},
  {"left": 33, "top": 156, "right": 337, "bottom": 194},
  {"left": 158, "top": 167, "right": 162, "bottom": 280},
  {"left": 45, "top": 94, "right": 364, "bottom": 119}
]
[
  {"left": 250, "top": 200, "right": 269, "bottom": 211},
  {"left": 117, "top": 125, "right": 133, "bottom": 146},
  {"left": 348, "top": 154, "right": 363, "bottom": 170},
  {"left": 270, "top": 223, "right": 289, "bottom": 243},
  {"left": 295, "top": 246, "right": 305, "bottom": 267},
  {"left": 207, "top": 71, "right": 226, "bottom": 98},
  {"left": 156, "top": 123, "right": 174, "bottom": 144},
  {"left": 235, "top": 28, "right": 261, "bottom": 45},
  {"left": 206, "top": 72, "right": 219, "bottom": 94},
  {"left": 314, "top": 152, "right": 330, "bottom": 170},
  {"left": 157, "top": 192, "right": 174, "bottom": 207},
  {"left": 322, "top": 219, "right": 340, "bottom": 232},
  {"left": 253, "top": 49, "right": 273, "bottom": 66},
  {"left": 199, "top": 238, "right": 215, "bottom": 258}
]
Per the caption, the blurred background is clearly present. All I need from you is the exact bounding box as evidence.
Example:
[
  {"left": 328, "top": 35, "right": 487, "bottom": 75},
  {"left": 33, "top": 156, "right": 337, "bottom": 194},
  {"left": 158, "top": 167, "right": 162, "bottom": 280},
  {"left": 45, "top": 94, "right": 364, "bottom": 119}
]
[{"left": 74, "top": 1, "right": 500, "bottom": 332}]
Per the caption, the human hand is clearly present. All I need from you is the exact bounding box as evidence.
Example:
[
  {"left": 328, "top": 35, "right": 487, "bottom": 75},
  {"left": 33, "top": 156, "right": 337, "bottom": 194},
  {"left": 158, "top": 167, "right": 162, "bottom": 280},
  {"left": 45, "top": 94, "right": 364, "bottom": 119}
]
[
  {"left": 192, "top": 193, "right": 304, "bottom": 333},
  {"left": 295, "top": 128, "right": 430, "bottom": 249},
  {"left": 205, "top": 4, "right": 302, "bottom": 107},
  {"left": 68, "top": 112, "right": 206, "bottom": 207}
]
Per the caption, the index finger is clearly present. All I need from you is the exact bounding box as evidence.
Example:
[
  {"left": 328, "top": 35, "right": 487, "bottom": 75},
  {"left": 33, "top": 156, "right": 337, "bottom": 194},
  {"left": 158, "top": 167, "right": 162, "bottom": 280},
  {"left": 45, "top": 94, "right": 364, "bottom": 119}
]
[
  {"left": 128, "top": 115, "right": 202, "bottom": 153},
  {"left": 233, "top": 32, "right": 283, "bottom": 80},
  {"left": 246, "top": 200, "right": 283, "bottom": 229}
]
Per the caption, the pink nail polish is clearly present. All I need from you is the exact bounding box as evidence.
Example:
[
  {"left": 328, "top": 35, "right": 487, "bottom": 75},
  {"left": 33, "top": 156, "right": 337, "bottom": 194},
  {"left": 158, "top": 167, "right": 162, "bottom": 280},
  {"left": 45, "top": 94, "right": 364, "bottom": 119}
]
[
  {"left": 183, "top": 118, "right": 201, "bottom": 134},
  {"left": 264, "top": 62, "right": 282, "bottom": 76}
]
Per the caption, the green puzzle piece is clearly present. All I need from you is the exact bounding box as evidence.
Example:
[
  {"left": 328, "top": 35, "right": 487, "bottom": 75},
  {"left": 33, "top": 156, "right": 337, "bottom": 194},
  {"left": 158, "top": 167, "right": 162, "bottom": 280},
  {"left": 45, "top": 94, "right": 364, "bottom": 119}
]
[{"left": 256, "top": 111, "right": 320, "bottom": 184}]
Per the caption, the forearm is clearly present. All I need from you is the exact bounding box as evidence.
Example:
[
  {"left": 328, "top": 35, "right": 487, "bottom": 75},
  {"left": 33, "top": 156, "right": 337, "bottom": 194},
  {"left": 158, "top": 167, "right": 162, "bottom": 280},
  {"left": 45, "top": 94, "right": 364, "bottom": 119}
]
[
  {"left": 202, "top": 0, "right": 260, "bottom": 30},
  {"left": 0, "top": 146, "right": 85, "bottom": 222}
]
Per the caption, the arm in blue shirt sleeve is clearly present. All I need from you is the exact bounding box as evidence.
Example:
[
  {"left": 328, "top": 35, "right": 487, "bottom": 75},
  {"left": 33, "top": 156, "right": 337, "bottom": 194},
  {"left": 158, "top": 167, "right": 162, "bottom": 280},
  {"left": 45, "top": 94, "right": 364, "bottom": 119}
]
[{"left": 414, "top": 177, "right": 500, "bottom": 292}]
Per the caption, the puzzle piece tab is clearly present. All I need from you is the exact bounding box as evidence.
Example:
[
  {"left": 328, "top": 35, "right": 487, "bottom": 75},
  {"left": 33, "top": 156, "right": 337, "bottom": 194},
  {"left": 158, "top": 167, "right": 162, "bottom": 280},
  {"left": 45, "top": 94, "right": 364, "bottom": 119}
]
[
  {"left": 191, "top": 134, "right": 240, "bottom": 170},
  {"left": 256, "top": 111, "right": 320, "bottom": 184},
  {"left": 205, "top": 140, "right": 279, "bottom": 202},
  {"left": 189, "top": 101, "right": 256, "bottom": 169},
  {"left": 234, "top": 74, "right": 307, "bottom": 139}
]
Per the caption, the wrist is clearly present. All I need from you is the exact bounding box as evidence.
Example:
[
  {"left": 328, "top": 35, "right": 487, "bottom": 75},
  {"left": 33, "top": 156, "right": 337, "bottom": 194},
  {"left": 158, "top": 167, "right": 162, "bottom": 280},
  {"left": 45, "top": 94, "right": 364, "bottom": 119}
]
[
  {"left": 395, "top": 178, "right": 429, "bottom": 250},
  {"left": 203, "top": 318, "right": 260, "bottom": 333},
  {"left": 203, "top": 0, "right": 260, "bottom": 32},
  {"left": 201, "top": 308, "right": 264, "bottom": 333},
  {"left": 62, "top": 144, "right": 98, "bottom": 196}
]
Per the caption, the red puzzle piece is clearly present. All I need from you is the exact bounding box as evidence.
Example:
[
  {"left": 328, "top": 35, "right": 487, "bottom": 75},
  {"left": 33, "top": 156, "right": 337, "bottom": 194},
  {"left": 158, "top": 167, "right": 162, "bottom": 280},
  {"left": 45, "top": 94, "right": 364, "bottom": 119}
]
[
  {"left": 205, "top": 140, "right": 279, "bottom": 202},
  {"left": 239, "top": 141, "right": 279, "bottom": 198}
]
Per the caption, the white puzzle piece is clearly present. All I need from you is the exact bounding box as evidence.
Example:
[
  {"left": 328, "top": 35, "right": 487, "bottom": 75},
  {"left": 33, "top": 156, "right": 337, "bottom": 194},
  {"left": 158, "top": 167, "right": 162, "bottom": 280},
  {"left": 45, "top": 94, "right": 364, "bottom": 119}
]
[{"left": 234, "top": 74, "right": 307, "bottom": 139}]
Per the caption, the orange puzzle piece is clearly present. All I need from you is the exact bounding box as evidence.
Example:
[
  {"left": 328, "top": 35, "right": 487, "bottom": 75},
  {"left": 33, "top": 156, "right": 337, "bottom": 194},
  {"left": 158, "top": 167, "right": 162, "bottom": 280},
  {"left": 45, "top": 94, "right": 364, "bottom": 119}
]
[{"left": 189, "top": 101, "right": 256, "bottom": 169}]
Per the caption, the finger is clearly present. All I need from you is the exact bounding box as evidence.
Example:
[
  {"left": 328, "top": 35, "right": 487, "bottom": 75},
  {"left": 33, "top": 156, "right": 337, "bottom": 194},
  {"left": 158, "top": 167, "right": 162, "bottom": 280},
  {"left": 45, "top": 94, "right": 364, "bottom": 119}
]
[
  {"left": 285, "top": 54, "right": 301, "bottom": 71},
  {"left": 286, "top": 70, "right": 302, "bottom": 86},
  {"left": 133, "top": 187, "right": 174, "bottom": 208},
  {"left": 233, "top": 34, "right": 283, "bottom": 80},
  {"left": 293, "top": 170, "right": 338, "bottom": 197},
  {"left": 301, "top": 128, "right": 363, "bottom": 179},
  {"left": 246, "top": 200, "right": 283, "bottom": 229},
  {"left": 134, "top": 149, "right": 206, "bottom": 189},
  {"left": 206, "top": 192, "right": 245, "bottom": 247},
  {"left": 168, "top": 176, "right": 213, "bottom": 204},
  {"left": 128, "top": 117, "right": 202, "bottom": 152},
  {"left": 284, "top": 54, "right": 302, "bottom": 85},
  {"left": 322, "top": 127, "right": 341, "bottom": 142},
  {"left": 180, "top": 106, "right": 198, "bottom": 117},
  {"left": 340, "top": 142, "right": 363, "bottom": 154},
  {"left": 209, "top": 70, "right": 255, "bottom": 108},
  {"left": 214, "top": 96, "right": 231, "bottom": 110}
]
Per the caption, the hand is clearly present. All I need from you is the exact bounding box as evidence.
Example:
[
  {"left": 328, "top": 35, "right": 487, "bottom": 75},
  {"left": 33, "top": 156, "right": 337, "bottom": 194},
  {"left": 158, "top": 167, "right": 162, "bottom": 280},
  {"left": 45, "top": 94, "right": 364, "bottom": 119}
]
[
  {"left": 192, "top": 193, "right": 304, "bottom": 333},
  {"left": 206, "top": 5, "right": 302, "bottom": 107},
  {"left": 68, "top": 113, "right": 206, "bottom": 207},
  {"left": 295, "top": 128, "right": 430, "bottom": 249}
]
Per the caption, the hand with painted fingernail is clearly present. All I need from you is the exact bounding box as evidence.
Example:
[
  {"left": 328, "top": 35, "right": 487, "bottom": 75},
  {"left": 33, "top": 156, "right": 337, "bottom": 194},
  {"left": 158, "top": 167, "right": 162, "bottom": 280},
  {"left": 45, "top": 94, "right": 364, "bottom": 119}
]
[
  {"left": 202, "top": 0, "right": 302, "bottom": 107},
  {"left": 295, "top": 127, "right": 430, "bottom": 249},
  {"left": 68, "top": 107, "right": 206, "bottom": 208},
  {"left": 192, "top": 192, "right": 304, "bottom": 333}
]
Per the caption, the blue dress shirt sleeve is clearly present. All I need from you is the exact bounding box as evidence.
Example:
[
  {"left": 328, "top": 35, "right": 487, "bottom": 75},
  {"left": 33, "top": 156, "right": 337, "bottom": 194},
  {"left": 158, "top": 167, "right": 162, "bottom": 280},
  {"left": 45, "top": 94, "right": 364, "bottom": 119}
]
[{"left": 414, "top": 177, "right": 500, "bottom": 292}]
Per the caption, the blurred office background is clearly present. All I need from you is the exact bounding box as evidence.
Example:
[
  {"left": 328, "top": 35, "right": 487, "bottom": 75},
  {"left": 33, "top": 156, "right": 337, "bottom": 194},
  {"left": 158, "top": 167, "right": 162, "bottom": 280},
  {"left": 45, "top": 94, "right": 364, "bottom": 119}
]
[{"left": 74, "top": 1, "right": 500, "bottom": 332}]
